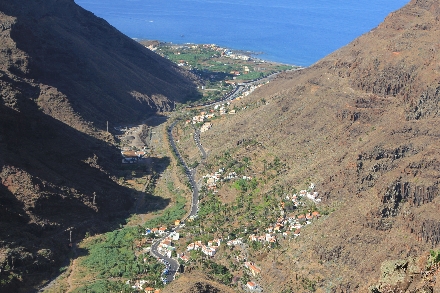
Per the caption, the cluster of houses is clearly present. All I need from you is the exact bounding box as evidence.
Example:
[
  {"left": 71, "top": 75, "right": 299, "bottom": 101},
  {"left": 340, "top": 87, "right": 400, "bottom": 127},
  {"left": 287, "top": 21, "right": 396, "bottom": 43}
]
[
  {"left": 182, "top": 237, "right": 263, "bottom": 288},
  {"left": 226, "top": 237, "right": 243, "bottom": 247},
  {"left": 229, "top": 66, "right": 250, "bottom": 76},
  {"left": 214, "top": 103, "right": 236, "bottom": 116},
  {"left": 190, "top": 111, "right": 216, "bottom": 124},
  {"left": 241, "top": 83, "right": 263, "bottom": 98},
  {"left": 222, "top": 210, "right": 321, "bottom": 250},
  {"left": 126, "top": 280, "right": 161, "bottom": 293},
  {"left": 186, "top": 238, "right": 222, "bottom": 257},
  {"left": 203, "top": 168, "right": 250, "bottom": 192},
  {"left": 243, "top": 210, "right": 321, "bottom": 246},
  {"left": 164, "top": 43, "right": 252, "bottom": 69},
  {"left": 225, "top": 52, "right": 251, "bottom": 61},
  {"left": 187, "top": 103, "right": 236, "bottom": 127},
  {"left": 176, "top": 209, "right": 322, "bottom": 291},
  {"left": 160, "top": 43, "right": 252, "bottom": 62},
  {"left": 203, "top": 168, "right": 224, "bottom": 192},
  {"left": 263, "top": 205, "right": 322, "bottom": 237},
  {"left": 145, "top": 226, "right": 168, "bottom": 236},
  {"left": 185, "top": 83, "right": 269, "bottom": 139},
  {"left": 286, "top": 183, "right": 322, "bottom": 204},
  {"left": 157, "top": 236, "right": 176, "bottom": 258},
  {"left": 248, "top": 233, "right": 277, "bottom": 244},
  {"left": 285, "top": 212, "right": 321, "bottom": 236},
  {"left": 145, "top": 227, "right": 181, "bottom": 258}
]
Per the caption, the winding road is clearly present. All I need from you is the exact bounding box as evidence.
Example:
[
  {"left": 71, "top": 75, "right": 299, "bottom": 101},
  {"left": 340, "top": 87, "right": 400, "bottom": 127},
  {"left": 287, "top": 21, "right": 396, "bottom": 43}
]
[
  {"left": 149, "top": 69, "right": 300, "bottom": 284},
  {"left": 189, "top": 68, "right": 302, "bottom": 109},
  {"left": 168, "top": 121, "right": 201, "bottom": 219},
  {"left": 149, "top": 120, "right": 206, "bottom": 283}
]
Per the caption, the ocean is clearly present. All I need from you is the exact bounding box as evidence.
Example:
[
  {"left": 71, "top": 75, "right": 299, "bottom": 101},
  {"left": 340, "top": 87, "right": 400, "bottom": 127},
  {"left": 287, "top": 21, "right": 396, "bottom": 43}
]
[{"left": 74, "top": 0, "right": 409, "bottom": 66}]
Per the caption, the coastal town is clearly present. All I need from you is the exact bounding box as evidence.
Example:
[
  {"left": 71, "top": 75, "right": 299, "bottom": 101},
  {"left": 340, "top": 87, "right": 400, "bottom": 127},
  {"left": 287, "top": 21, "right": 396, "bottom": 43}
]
[{"left": 140, "top": 40, "right": 297, "bottom": 103}]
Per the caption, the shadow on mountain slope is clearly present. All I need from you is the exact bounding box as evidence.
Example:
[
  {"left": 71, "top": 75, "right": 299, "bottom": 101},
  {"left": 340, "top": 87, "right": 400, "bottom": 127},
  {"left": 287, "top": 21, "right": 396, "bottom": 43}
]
[
  {"left": 0, "top": 0, "right": 200, "bottom": 129},
  {"left": 0, "top": 96, "right": 170, "bottom": 291}
]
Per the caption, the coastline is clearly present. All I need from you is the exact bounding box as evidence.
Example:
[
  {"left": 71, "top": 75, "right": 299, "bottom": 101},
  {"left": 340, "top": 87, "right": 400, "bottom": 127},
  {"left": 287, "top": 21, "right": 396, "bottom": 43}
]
[{"left": 135, "top": 39, "right": 298, "bottom": 67}]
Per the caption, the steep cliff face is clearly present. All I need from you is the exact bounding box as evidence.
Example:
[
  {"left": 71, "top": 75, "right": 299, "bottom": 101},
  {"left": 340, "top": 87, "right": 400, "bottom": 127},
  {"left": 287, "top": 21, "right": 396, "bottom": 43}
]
[
  {"left": 197, "top": 0, "right": 440, "bottom": 291},
  {"left": 0, "top": 0, "right": 198, "bottom": 291},
  {"left": 327, "top": 0, "right": 440, "bottom": 121},
  {"left": 0, "top": 0, "right": 199, "bottom": 131}
]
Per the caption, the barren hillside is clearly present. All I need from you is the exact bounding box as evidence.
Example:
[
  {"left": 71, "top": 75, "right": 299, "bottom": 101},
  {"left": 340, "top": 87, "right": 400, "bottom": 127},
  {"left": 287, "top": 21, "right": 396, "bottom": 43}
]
[
  {"left": 0, "top": 0, "right": 199, "bottom": 132},
  {"left": 187, "top": 0, "right": 440, "bottom": 291}
]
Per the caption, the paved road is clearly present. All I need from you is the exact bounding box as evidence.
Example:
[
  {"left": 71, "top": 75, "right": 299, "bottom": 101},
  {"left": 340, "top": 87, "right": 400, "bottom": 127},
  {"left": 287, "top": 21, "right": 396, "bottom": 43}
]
[
  {"left": 150, "top": 239, "right": 180, "bottom": 283},
  {"left": 189, "top": 68, "right": 304, "bottom": 109},
  {"left": 149, "top": 69, "right": 291, "bottom": 284},
  {"left": 149, "top": 120, "right": 205, "bottom": 283},
  {"left": 193, "top": 129, "right": 206, "bottom": 161},
  {"left": 193, "top": 85, "right": 244, "bottom": 108},
  {"left": 168, "top": 121, "right": 200, "bottom": 219}
]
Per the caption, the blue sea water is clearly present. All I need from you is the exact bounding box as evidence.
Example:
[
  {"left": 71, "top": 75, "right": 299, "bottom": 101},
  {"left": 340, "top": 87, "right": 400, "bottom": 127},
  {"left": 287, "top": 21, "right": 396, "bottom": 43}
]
[{"left": 74, "top": 0, "right": 409, "bottom": 66}]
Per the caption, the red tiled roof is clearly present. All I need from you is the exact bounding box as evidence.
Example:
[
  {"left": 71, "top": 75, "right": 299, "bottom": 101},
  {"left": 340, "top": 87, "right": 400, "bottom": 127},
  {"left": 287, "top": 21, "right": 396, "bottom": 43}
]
[{"left": 249, "top": 264, "right": 261, "bottom": 273}]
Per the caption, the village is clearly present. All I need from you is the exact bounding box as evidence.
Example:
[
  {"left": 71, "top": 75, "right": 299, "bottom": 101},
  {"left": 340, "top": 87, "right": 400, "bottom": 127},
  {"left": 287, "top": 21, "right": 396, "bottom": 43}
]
[
  {"left": 107, "top": 88, "right": 325, "bottom": 292},
  {"left": 186, "top": 82, "right": 264, "bottom": 128},
  {"left": 131, "top": 176, "right": 322, "bottom": 292},
  {"left": 142, "top": 41, "right": 297, "bottom": 100},
  {"left": 107, "top": 65, "right": 321, "bottom": 293},
  {"left": 147, "top": 43, "right": 259, "bottom": 64}
]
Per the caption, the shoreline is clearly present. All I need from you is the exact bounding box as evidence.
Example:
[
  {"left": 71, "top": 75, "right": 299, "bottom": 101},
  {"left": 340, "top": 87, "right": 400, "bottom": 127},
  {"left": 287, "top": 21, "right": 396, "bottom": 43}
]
[
  {"left": 136, "top": 38, "right": 302, "bottom": 105},
  {"left": 135, "top": 38, "right": 300, "bottom": 67}
]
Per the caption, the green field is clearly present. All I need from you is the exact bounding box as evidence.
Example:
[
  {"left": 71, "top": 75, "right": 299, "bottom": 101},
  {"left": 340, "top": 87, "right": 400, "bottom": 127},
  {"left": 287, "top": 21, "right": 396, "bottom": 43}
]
[{"left": 140, "top": 41, "right": 298, "bottom": 102}]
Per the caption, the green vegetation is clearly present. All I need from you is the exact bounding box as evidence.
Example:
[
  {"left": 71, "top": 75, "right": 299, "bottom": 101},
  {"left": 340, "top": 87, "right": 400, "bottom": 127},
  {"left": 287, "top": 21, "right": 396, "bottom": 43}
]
[
  {"left": 232, "top": 178, "right": 258, "bottom": 193},
  {"left": 145, "top": 193, "right": 187, "bottom": 228},
  {"left": 427, "top": 249, "right": 440, "bottom": 268},
  {"left": 300, "top": 276, "right": 317, "bottom": 292},
  {"left": 193, "top": 162, "right": 281, "bottom": 239},
  {"left": 73, "top": 280, "right": 129, "bottom": 293},
  {"left": 80, "top": 227, "right": 165, "bottom": 290},
  {"left": 203, "top": 260, "right": 232, "bottom": 284},
  {"left": 198, "top": 192, "right": 222, "bottom": 218},
  {"left": 0, "top": 271, "right": 19, "bottom": 287},
  {"left": 147, "top": 42, "right": 297, "bottom": 104},
  {"left": 65, "top": 42, "right": 303, "bottom": 292}
]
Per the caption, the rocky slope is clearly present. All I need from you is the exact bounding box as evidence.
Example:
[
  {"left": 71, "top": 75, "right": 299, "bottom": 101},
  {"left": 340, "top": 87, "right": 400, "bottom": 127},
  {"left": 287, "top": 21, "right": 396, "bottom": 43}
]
[
  {"left": 195, "top": 0, "right": 440, "bottom": 291},
  {"left": 0, "top": 0, "right": 198, "bottom": 291},
  {"left": 0, "top": 0, "right": 198, "bottom": 131}
]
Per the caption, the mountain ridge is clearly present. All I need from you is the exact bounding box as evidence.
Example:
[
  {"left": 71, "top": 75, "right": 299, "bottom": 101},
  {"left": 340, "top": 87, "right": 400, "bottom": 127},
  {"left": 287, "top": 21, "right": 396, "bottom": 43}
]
[
  {"left": 0, "top": 0, "right": 199, "bottom": 132},
  {"left": 0, "top": 0, "right": 198, "bottom": 291}
]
